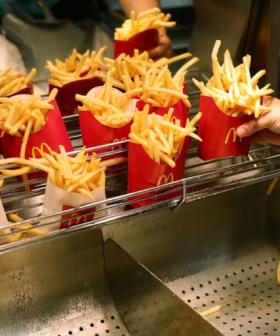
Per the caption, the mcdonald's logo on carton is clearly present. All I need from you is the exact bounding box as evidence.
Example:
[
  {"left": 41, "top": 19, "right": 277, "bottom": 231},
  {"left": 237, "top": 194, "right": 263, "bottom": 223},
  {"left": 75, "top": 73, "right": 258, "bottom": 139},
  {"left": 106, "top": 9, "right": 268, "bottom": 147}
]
[
  {"left": 157, "top": 172, "right": 174, "bottom": 186},
  {"left": 61, "top": 205, "right": 95, "bottom": 229},
  {"left": 224, "top": 127, "right": 242, "bottom": 144}
]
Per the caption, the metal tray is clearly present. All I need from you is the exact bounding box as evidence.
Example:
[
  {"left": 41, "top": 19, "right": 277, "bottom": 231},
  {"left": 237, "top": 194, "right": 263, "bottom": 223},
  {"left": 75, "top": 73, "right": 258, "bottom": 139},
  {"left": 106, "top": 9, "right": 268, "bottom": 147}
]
[
  {"left": 104, "top": 182, "right": 280, "bottom": 336},
  {"left": 0, "top": 227, "right": 222, "bottom": 335}
]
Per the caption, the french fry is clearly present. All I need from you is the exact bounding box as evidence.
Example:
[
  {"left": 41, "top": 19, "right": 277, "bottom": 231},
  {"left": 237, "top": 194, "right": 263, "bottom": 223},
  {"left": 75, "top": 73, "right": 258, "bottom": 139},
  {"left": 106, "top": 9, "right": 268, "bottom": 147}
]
[
  {"left": 0, "top": 67, "right": 36, "bottom": 97},
  {"left": 46, "top": 48, "right": 106, "bottom": 87},
  {"left": 8, "top": 213, "right": 45, "bottom": 237},
  {"left": 193, "top": 40, "right": 274, "bottom": 118},
  {"left": 129, "top": 105, "right": 202, "bottom": 167},
  {"left": 114, "top": 7, "right": 176, "bottom": 41},
  {"left": 266, "top": 177, "right": 280, "bottom": 196},
  {"left": 277, "top": 260, "right": 280, "bottom": 285},
  {"left": 200, "top": 305, "right": 222, "bottom": 318}
]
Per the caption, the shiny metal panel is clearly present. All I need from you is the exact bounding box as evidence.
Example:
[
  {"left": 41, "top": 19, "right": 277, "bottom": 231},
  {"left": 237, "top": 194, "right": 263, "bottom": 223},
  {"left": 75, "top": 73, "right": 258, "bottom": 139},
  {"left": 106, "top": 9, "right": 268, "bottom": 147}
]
[
  {"left": 168, "top": 245, "right": 280, "bottom": 336},
  {"left": 103, "top": 181, "right": 280, "bottom": 335},
  {"left": 0, "top": 228, "right": 130, "bottom": 336},
  {"left": 105, "top": 238, "right": 222, "bottom": 336},
  {"left": 103, "top": 182, "right": 270, "bottom": 280}
]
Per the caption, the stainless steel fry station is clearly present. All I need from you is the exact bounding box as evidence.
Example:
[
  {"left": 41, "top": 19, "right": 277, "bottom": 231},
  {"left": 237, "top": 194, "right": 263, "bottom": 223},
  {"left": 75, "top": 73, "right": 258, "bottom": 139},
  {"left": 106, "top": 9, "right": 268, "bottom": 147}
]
[{"left": 0, "top": 1, "right": 279, "bottom": 335}]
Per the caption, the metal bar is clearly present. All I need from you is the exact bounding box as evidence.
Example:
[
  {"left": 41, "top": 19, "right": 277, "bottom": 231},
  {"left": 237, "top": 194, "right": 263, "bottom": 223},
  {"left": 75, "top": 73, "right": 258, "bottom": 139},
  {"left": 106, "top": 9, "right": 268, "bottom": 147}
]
[{"left": 1, "top": 144, "right": 280, "bottom": 235}]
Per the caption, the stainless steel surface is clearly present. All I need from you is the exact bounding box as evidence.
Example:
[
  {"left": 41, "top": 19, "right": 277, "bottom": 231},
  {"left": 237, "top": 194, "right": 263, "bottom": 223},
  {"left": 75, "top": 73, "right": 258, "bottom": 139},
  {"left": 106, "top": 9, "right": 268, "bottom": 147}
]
[
  {"left": 0, "top": 225, "right": 222, "bottom": 335},
  {"left": 168, "top": 245, "right": 280, "bottom": 336},
  {"left": 0, "top": 228, "right": 130, "bottom": 336},
  {"left": 103, "top": 182, "right": 280, "bottom": 335},
  {"left": 103, "top": 183, "right": 270, "bottom": 279},
  {"left": 105, "top": 238, "right": 222, "bottom": 336}
]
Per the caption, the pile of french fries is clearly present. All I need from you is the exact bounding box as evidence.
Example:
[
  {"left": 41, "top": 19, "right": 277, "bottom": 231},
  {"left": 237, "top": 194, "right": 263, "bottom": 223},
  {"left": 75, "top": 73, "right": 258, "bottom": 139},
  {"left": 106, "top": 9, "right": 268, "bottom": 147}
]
[
  {"left": 46, "top": 48, "right": 106, "bottom": 87},
  {"left": 104, "top": 50, "right": 154, "bottom": 90},
  {"left": 5, "top": 213, "right": 44, "bottom": 242},
  {"left": 0, "top": 67, "right": 36, "bottom": 97},
  {"left": 105, "top": 50, "right": 198, "bottom": 107},
  {"left": 76, "top": 71, "right": 133, "bottom": 128},
  {"left": 115, "top": 7, "right": 176, "bottom": 40},
  {"left": 0, "top": 89, "right": 57, "bottom": 159},
  {"left": 193, "top": 40, "right": 273, "bottom": 118},
  {"left": 0, "top": 145, "right": 106, "bottom": 199},
  {"left": 129, "top": 105, "right": 202, "bottom": 167}
]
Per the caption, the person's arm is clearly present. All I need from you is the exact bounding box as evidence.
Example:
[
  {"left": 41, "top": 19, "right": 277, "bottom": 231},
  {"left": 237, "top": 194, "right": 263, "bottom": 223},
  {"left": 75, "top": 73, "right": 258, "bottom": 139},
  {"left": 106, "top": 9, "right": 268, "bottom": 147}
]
[
  {"left": 120, "top": 0, "right": 160, "bottom": 16},
  {"left": 237, "top": 96, "right": 280, "bottom": 145},
  {"left": 119, "top": 0, "right": 173, "bottom": 59}
]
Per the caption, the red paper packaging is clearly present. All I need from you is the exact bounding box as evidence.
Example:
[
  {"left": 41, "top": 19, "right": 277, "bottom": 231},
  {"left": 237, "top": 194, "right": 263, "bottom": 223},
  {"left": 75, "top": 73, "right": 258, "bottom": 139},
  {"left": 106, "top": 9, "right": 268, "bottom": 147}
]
[
  {"left": 114, "top": 28, "right": 159, "bottom": 58},
  {"left": 1, "top": 99, "right": 73, "bottom": 159},
  {"left": 128, "top": 139, "right": 188, "bottom": 208},
  {"left": 198, "top": 96, "right": 252, "bottom": 161},
  {"left": 79, "top": 86, "right": 136, "bottom": 160},
  {"left": 49, "top": 77, "right": 104, "bottom": 116},
  {"left": 79, "top": 111, "right": 132, "bottom": 158}
]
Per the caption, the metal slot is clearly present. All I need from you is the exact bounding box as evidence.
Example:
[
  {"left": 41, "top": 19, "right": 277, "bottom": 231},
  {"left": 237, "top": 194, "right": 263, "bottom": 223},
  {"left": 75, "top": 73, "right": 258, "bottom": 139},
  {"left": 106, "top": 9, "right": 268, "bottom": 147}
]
[
  {"left": 0, "top": 227, "right": 221, "bottom": 336},
  {"left": 105, "top": 238, "right": 222, "bottom": 336},
  {"left": 103, "top": 183, "right": 280, "bottom": 336},
  {"left": 168, "top": 246, "right": 280, "bottom": 336}
]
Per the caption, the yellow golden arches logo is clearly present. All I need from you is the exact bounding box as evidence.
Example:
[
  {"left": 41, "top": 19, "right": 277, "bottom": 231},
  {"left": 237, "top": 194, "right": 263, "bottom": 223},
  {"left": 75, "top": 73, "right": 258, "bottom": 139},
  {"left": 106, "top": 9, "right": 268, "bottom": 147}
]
[
  {"left": 32, "top": 142, "right": 53, "bottom": 158},
  {"left": 61, "top": 205, "right": 95, "bottom": 228},
  {"left": 224, "top": 127, "right": 242, "bottom": 144},
  {"left": 157, "top": 172, "right": 174, "bottom": 186}
]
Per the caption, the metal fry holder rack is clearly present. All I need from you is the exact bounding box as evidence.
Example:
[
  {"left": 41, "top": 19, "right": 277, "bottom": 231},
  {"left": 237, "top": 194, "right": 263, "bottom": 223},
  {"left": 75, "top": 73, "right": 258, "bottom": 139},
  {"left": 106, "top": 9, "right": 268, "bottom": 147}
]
[{"left": 0, "top": 69, "right": 279, "bottom": 336}]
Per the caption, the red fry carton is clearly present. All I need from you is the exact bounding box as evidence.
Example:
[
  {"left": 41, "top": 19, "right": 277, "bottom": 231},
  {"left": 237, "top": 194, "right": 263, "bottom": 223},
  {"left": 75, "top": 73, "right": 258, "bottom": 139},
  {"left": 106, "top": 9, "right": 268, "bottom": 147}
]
[
  {"left": 79, "top": 110, "right": 132, "bottom": 159},
  {"left": 79, "top": 86, "right": 136, "bottom": 160},
  {"left": 1, "top": 99, "right": 73, "bottom": 159},
  {"left": 128, "top": 140, "right": 188, "bottom": 208},
  {"left": 114, "top": 28, "right": 159, "bottom": 58},
  {"left": 49, "top": 77, "right": 104, "bottom": 116},
  {"left": 198, "top": 96, "right": 252, "bottom": 161}
]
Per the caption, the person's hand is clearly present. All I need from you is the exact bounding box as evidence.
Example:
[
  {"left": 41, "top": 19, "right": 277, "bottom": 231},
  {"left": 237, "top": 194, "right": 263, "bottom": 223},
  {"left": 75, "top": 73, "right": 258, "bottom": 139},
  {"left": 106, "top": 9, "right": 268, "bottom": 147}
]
[
  {"left": 237, "top": 96, "right": 280, "bottom": 145},
  {"left": 148, "top": 29, "right": 173, "bottom": 60}
]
